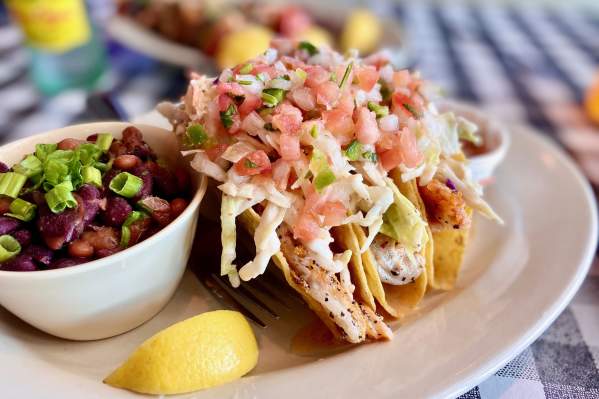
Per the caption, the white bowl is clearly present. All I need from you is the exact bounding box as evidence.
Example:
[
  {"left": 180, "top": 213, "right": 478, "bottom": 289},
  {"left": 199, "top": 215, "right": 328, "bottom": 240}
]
[
  {"left": 0, "top": 122, "right": 207, "bottom": 340},
  {"left": 438, "top": 100, "right": 511, "bottom": 183}
]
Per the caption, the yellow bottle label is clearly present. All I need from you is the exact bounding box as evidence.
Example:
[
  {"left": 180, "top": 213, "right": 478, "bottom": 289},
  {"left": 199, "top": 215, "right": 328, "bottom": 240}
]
[{"left": 6, "top": 0, "right": 91, "bottom": 53}]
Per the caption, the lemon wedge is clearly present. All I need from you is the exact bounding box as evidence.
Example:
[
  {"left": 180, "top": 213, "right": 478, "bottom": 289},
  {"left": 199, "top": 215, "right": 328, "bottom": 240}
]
[
  {"left": 216, "top": 25, "right": 273, "bottom": 69},
  {"left": 104, "top": 310, "right": 259, "bottom": 395},
  {"left": 340, "top": 9, "right": 382, "bottom": 54},
  {"left": 585, "top": 74, "right": 599, "bottom": 124},
  {"left": 299, "top": 26, "right": 334, "bottom": 48}
]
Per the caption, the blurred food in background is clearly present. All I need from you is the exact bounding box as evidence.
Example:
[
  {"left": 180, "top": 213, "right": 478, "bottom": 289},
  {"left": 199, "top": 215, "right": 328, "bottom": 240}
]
[
  {"left": 585, "top": 73, "right": 599, "bottom": 125},
  {"left": 114, "top": 0, "right": 385, "bottom": 68},
  {"left": 5, "top": 0, "right": 106, "bottom": 96}
]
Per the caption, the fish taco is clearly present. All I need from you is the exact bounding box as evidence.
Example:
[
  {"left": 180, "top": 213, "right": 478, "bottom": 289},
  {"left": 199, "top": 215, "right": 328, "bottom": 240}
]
[{"left": 159, "top": 40, "right": 501, "bottom": 343}]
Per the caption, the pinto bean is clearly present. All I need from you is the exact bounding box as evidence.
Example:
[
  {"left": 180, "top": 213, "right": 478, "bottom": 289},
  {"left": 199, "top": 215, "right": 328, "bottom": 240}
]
[
  {"left": 68, "top": 239, "right": 94, "bottom": 258},
  {"left": 114, "top": 154, "right": 141, "bottom": 170},
  {"left": 58, "top": 138, "right": 84, "bottom": 150}
]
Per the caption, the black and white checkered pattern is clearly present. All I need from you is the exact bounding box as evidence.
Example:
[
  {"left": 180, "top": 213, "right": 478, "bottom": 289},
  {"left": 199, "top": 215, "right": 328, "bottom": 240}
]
[{"left": 0, "top": 2, "right": 598, "bottom": 398}]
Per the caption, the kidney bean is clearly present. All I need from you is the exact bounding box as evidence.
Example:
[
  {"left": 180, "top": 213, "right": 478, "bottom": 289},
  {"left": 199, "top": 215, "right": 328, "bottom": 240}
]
[
  {"left": 0, "top": 216, "right": 21, "bottom": 235},
  {"left": 57, "top": 138, "right": 84, "bottom": 150},
  {"left": 81, "top": 227, "right": 119, "bottom": 250},
  {"left": 24, "top": 244, "right": 54, "bottom": 266},
  {"left": 96, "top": 247, "right": 121, "bottom": 258},
  {"left": 51, "top": 258, "right": 85, "bottom": 269},
  {"left": 114, "top": 154, "right": 140, "bottom": 170},
  {"left": 1, "top": 255, "right": 37, "bottom": 272},
  {"left": 0, "top": 197, "right": 12, "bottom": 214},
  {"left": 0, "top": 162, "right": 9, "bottom": 173},
  {"left": 68, "top": 240, "right": 94, "bottom": 258},
  {"left": 86, "top": 133, "right": 98, "bottom": 142},
  {"left": 130, "top": 165, "right": 153, "bottom": 200},
  {"left": 12, "top": 229, "right": 32, "bottom": 247},
  {"left": 170, "top": 198, "right": 188, "bottom": 218},
  {"left": 102, "top": 196, "right": 132, "bottom": 226},
  {"left": 174, "top": 167, "right": 190, "bottom": 192}
]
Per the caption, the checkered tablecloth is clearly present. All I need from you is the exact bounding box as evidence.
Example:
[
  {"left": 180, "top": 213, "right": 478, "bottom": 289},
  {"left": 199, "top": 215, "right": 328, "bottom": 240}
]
[{"left": 0, "top": 2, "right": 598, "bottom": 398}]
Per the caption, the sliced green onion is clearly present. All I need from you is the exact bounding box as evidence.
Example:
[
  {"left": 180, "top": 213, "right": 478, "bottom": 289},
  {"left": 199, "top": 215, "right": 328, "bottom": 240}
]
[
  {"left": 186, "top": 124, "right": 209, "bottom": 146},
  {"left": 109, "top": 172, "right": 143, "bottom": 198},
  {"left": 45, "top": 182, "right": 77, "bottom": 213},
  {"left": 261, "top": 88, "right": 285, "bottom": 108},
  {"left": 256, "top": 72, "right": 268, "bottom": 82},
  {"left": 13, "top": 155, "right": 42, "bottom": 178},
  {"left": 362, "top": 151, "right": 378, "bottom": 163},
  {"left": 237, "top": 80, "right": 253, "bottom": 85},
  {"left": 239, "top": 63, "right": 253, "bottom": 74},
  {"left": 0, "top": 173, "right": 27, "bottom": 198},
  {"left": 339, "top": 62, "right": 354, "bottom": 89},
  {"left": 344, "top": 140, "right": 363, "bottom": 161},
  {"left": 295, "top": 68, "right": 307, "bottom": 81},
  {"left": 310, "top": 149, "right": 336, "bottom": 193},
  {"left": 94, "top": 159, "right": 112, "bottom": 173},
  {"left": 77, "top": 143, "right": 102, "bottom": 166},
  {"left": 120, "top": 211, "right": 143, "bottom": 248},
  {"left": 0, "top": 235, "right": 21, "bottom": 262},
  {"left": 403, "top": 103, "right": 421, "bottom": 118},
  {"left": 310, "top": 124, "right": 319, "bottom": 139},
  {"left": 298, "top": 41, "right": 318, "bottom": 56},
  {"left": 6, "top": 198, "right": 37, "bottom": 222},
  {"left": 219, "top": 104, "right": 237, "bottom": 129},
  {"left": 367, "top": 101, "right": 389, "bottom": 118},
  {"left": 82, "top": 166, "right": 102, "bottom": 187},
  {"left": 96, "top": 133, "right": 114, "bottom": 152},
  {"left": 379, "top": 81, "right": 392, "bottom": 102},
  {"left": 35, "top": 143, "right": 57, "bottom": 162},
  {"left": 244, "top": 159, "right": 258, "bottom": 169}
]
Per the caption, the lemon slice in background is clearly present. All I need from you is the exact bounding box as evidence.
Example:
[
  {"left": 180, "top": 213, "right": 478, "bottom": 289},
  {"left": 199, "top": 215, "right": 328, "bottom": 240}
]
[
  {"left": 104, "top": 310, "right": 259, "bottom": 395},
  {"left": 340, "top": 9, "right": 382, "bottom": 55},
  {"left": 216, "top": 25, "right": 273, "bottom": 69},
  {"left": 585, "top": 74, "right": 599, "bottom": 125},
  {"left": 299, "top": 26, "right": 334, "bottom": 48}
]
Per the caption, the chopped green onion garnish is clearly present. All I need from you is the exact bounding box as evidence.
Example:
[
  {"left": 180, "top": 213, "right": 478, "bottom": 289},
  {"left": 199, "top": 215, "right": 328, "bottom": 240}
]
[
  {"left": 237, "top": 80, "right": 253, "bottom": 85},
  {"left": 309, "top": 149, "right": 336, "bottom": 193},
  {"left": 239, "top": 63, "right": 253, "bottom": 74},
  {"left": 298, "top": 41, "right": 319, "bottom": 56},
  {"left": 82, "top": 166, "right": 102, "bottom": 187},
  {"left": 362, "top": 151, "right": 378, "bottom": 163},
  {"left": 109, "top": 172, "right": 143, "bottom": 198},
  {"left": 344, "top": 140, "right": 363, "bottom": 161},
  {"left": 13, "top": 155, "right": 42, "bottom": 178},
  {"left": 339, "top": 62, "right": 354, "bottom": 89},
  {"left": 244, "top": 159, "right": 258, "bottom": 169},
  {"left": 94, "top": 159, "right": 112, "bottom": 173},
  {"left": 0, "top": 235, "right": 21, "bottom": 262},
  {"left": 403, "top": 103, "right": 420, "bottom": 118},
  {"left": 310, "top": 124, "right": 319, "bottom": 139},
  {"left": 261, "top": 88, "right": 285, "bottom": 108},
  {"left": 220, "top": 104, "right": 237, "bottom": 129},
  {"left": 120, "top": 211, "right": 143, "bottom": 248},
  {"left": 186, "top": 124, "right": 209, "bottom": 146},
  {"left": 295, "top": 68, "right": 307, "bottom": 81},
  {"left": 35, "top": 143, "right": 57, "bottom": 162},
  {"left": 96, "top": 133, "right": 114, "bottom": 152},
  {"left": 367, "top": 101, "right": 389, "bottom": 118},
  {"left": 379, "top": 81, "right": 392, "bottom": 102},
  {"left": 45, "top": 182, "right": 77, "bottom": 213},
  {"left": 6, "top": 198, "right": 36, "bottom": 222},
  {"left": 0, "top": 172, "right": 27, "bottom": 198},
  {"left": 256, "top": 73, "right": 268, "bottom": 82},
  {"left": 77, "top": 143, "right": 102, "bottom": 166}
]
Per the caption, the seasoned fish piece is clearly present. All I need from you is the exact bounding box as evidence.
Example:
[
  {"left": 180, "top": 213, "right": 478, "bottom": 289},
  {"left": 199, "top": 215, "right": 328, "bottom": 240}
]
[
  {"left": 370, "top": 235, "right": 424, "bottom": 285},
  {"left": 419, "top": 179, "right": 471, "bottom": 230},
  {"left": 279, "top": 227, "right": 391, "bottom": 343}
]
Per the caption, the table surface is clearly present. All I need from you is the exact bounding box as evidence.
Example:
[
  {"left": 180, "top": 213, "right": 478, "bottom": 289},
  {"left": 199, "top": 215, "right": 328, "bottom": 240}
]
[{"left": 0, "top": 2, "right": 598, "bottom": 398}]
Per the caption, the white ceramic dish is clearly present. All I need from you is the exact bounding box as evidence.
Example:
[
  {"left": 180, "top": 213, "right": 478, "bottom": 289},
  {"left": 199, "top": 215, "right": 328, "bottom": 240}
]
[
  {"left": 0, "top": 122, "right": 207, "bottom": 341},
  {"left": 439, "top": 101, "right": 511, "bottom": 183},
  {"left": 0, "top": 118, "right": 595, "bottom": 397}
]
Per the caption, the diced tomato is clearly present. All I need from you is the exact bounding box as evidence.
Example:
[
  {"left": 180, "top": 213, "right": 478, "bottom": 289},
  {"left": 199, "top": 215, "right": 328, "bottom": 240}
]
[
  {"left": 315, "top": 81, "right": 340, "bottom": 107},
  {"left": 279, "top": 132, "right": 301, "bottom": 161},
  {"left": 272, "top": 103, "right": 303, "bottom": 135},
  {"left": 398, "top": 128, "right": 423, "bottom": 168},
  {"left": 392, "top": 92, "right": 422, "bottom": 120},
  {"left": 271, "top": 159, "right": 292, "bottom": 190},
  {"left": 216, "top": 82, "right": 245, "bottom": 97},
  {"left": 205, "top": 143, "right": 228, "bottom": 161},
  {"left": 305, "top": 65, "right": 330, "bottom": 88},
  {"left": 337, "top": 92, "right": 355, "bottom": 113},
  {"left": 234, "top": 150, "right": 272, "bottom": 176},
  {"left": 376, "top": 131, "right": 397, "bottom": 152},
  {"left": 293, "top": 213, "right": 320, "bottom": 243},
  {"left": 278, "top": 5, "right": 312, "bottom": 37},
  {"left": 355, "top": 107, "right": 380, "bottom": 145},
  {"left": 323, "top": 108, "right": 355, "bottom": 145},
  {"left": 392, "top": 70, "right": 412, "bottom": 88},
  {"left": 238, "top": 94, "right": 262, "bottom": 117},
  {"left": 217, "top": 94, "right": 233, "bottom": 112},
  {"left": 319, "top": 201, "right": 347, "bottom": 226},
  {"left": 280, "top": 55, "right": 307, "bottom": 70},
  {"left": 251, "top": 64, "right": 277, "bottom": 80},
  {"left": 379, "top": 148, "right": 403, "bottom": 172},
  {"left": 289, "top": 87, "right": 316, "bottom": 111},
  {"left": 356, "top": 66, "right": 380, "bottom": 92}
]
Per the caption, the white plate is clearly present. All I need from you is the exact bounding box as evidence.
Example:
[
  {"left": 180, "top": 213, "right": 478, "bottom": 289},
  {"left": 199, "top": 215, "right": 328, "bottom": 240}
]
[{"left": 0, "top": 120, "right": 596, "bottom": 398}]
